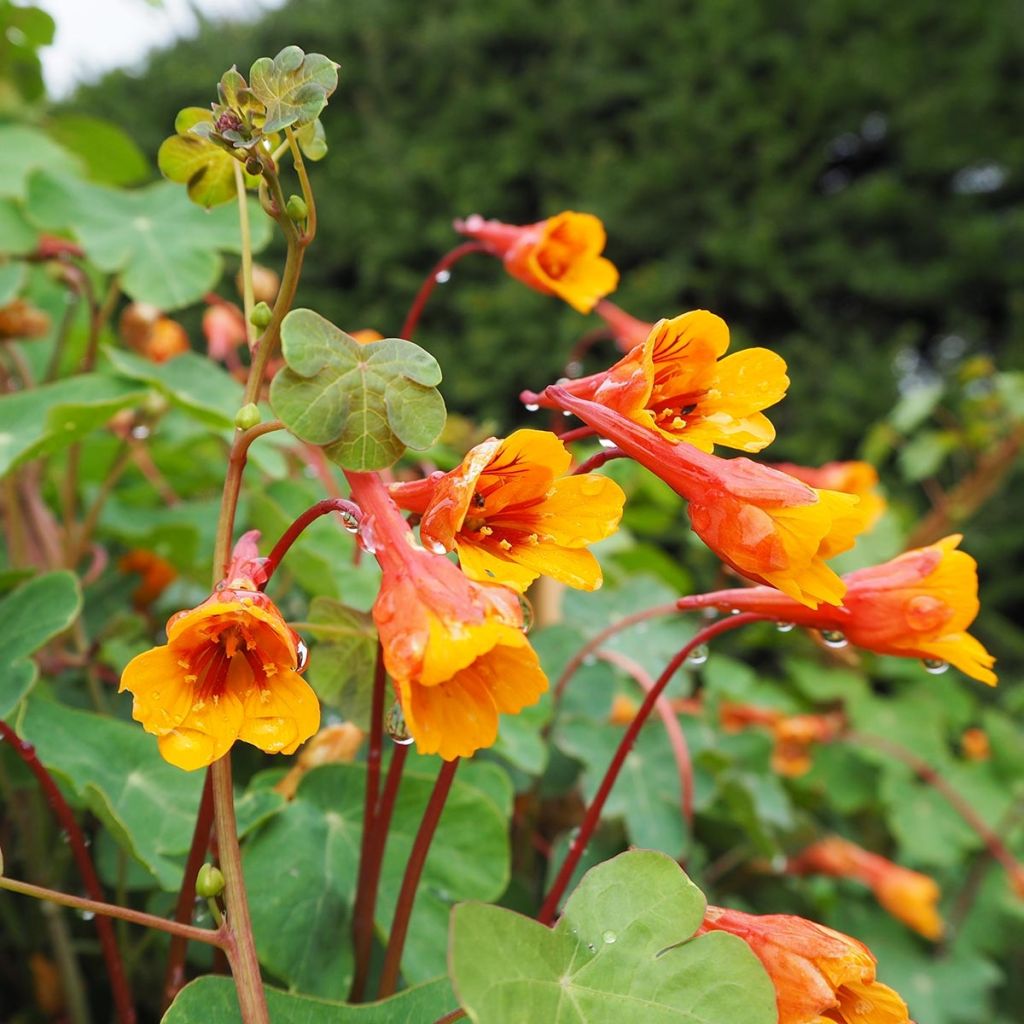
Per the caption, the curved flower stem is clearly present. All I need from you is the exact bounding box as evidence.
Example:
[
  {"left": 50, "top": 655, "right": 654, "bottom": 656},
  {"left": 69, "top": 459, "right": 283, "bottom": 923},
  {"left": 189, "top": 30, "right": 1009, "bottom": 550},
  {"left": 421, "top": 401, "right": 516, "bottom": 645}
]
[
  {"left": 160, "top": 770, "right": 215, "bottom": 1013},
  {"left": 285, "top": 127, "right": 317, "bottom": 244},
  {"left": 400, "top": 242, "right": 487, "bottom": 341},
  {"left": 261, "top": 497, "right": 362, "bottom": 584},
  {"left": 0, "top": 876, "right": 224, "bottom": 947},
  {"left": 556, "top": 425, "right": 596, "bottom": 444},
  {"left": 571, "top": 446, "right": 626, "bottom": 476},
  {"left": 597, "top": 648, "right": 694, "bottom": 830},
  {"left": 552, "top": 601, "right": 682, "bottom": 705},
  {"left": 432, "top": 1011, "right": 466, "bottom": 1024},
  {"left": 210, "top": 755, "right": 269, "bottom": 1024},
  {"left": 349, "top": 739, "right": 409, "bottom": 1002},
  {"left": 0, "top": 720, "right": 136, "bottom": 1024},
  {"left": 846, "top": 731, "right": 1024, "bottom": 882},
  {"left": 377, "top": 758, "right": 460, "bottom": 998},
  {"left": 233, "top": 162, "right": 257, "bottom": 348},
  {"left": 537, "top": 614, "right": 763, "bottom": 925},
  {"left": 211, "top": 419, "right": 284, "bottom": 580}
]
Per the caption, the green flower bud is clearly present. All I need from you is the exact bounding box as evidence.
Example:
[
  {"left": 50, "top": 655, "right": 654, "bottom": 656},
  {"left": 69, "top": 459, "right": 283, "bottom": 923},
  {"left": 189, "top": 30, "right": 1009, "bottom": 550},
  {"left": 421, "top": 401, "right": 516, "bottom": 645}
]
[
  {"left": 195, "top": 863, "right": 225, "bottom": 898},
  {"left": 286, "top": 194, "right": 308, "bottom": 221},
  {"left": 250, "top": 301, "right": 273, "bottom": 329},
  {"left": 234, "top": 403, "right": 261, "bottom": 431}
]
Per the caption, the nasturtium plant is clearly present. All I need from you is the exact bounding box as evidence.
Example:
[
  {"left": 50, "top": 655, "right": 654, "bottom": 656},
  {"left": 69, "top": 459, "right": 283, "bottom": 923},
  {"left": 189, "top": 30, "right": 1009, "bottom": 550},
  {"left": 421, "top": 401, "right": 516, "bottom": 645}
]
[{"left": 249, "top": 46, "right": 340, "bottom": 135}]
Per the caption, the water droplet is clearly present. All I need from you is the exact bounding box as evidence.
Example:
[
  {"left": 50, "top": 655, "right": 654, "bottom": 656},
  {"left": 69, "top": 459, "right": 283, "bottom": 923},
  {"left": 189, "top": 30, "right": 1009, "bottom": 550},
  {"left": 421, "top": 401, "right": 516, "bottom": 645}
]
[
  {"left": 295, "top": 640, "right": 309, "bottom": 672},
  {"left": 357, "top": 520, "right": 378, "bottom": 555},
  {"left": 776, "top": 621, "right": 795, "bottom": 633},
  {"left": 339, "top": 512, "right": 359, "bottom": 533},
  {"left": 564, "top": 360, "right": 583, "bottom": 377},
  {"left": 79, "top": 909, "right": 95, "bottom": 921},
  {"left": 686, "top": 644, "right": 709, "bottom": 667},
  {"left": 701, "top": 607, "right": 719, "bottom": 621},
  {"left": 729, "top": 609, "right": 742, "bottom": 616},
  {"left": 602, "top": 930, "right": 617, "bottom": 944},
  {"left": 586, "top": 943, "right": 596, "bottom": 953},
  {"left": 427, "top": 540, "right": 447, "bottom": 556},
  {"left": 562, "top": 409, "right": 573, "bottom": 417},
  {"left": 130, "top": 424, "right": 150, "bottom": 440},
  {"left": 820, "top": 630, "right": 848, "bottom": 649},
  {"left": 434, "top": 269, "right": 452, "bottom": 284},
  {"left": 518, "top": 594, "right": 535, "bottom": 633},
  {"left": 385, "top": 702, "right": 415, "bottom": 745},
  {"left": 922, "top": 658, "right": 949, "bottom": 675},
  {"left": 524, "top": 403, "right": 540, "bottom": 412},
  {"left": 598, "top": 438, "right": 616, "bottom": 449}
]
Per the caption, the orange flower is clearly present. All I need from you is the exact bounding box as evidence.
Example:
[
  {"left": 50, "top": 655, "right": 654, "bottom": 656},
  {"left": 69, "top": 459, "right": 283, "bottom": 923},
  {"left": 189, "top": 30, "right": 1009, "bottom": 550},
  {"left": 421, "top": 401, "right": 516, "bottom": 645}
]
[
  {"left": 790, "top": 837, "right": 944, "bottom": 941},
  {"left": 119, "top": 302, "right": 190, "bottom": 363},
  {"left": 454, "top": 211, "right": 618, "bottom": 313},
  {"left": 118, "top": 549, "right": 178, "bottom": 609},
  {"left": 0, "top": 299, "right": 50, "bottom": 340},
  {"left": 771, "top": 461, "right": 886, "bottom": 530},
  {"left": 699, "top": 905, "right": 912, "bottom": 1024},
  {"left": 529, "top": 310, "right": 789, "bottom": 454},
  {"left": 608, "top": 693, "right": 640, "bottom": 725},
  {"left": 960, "top": 726, "right": 990, "bottom": 761},
  {"left": 203, "top": 301, "right": 247, "bottom": 361},
  {"left": 350, "top": 328, "right": 384, "bottom": 344},
  {"left": 119, "top": 532, "right": 319, "bottom": 771},
  {"left": 678, "top": 535, "right": 996, "bottom": 684},
  {"left": 389, "top": 429, "right": 624, "bottom": 593},
  {"left": 546, "top": 386, "right": 864, "bottom": 607},
  {"left": 719, "top": 703, "right": 843, "bottom": 777},
  {"left": 348, "top": 472, "right": 548, "bottom": 760},
  {"left": 275, "top": 722, "right": 365, "bottom": 799}
]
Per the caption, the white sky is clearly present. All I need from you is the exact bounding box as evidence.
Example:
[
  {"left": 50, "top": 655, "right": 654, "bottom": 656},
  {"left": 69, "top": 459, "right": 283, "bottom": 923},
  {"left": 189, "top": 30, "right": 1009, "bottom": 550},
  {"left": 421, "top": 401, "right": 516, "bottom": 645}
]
[{"left": 37, "top": 0, "right": 287, "bottom": 98}]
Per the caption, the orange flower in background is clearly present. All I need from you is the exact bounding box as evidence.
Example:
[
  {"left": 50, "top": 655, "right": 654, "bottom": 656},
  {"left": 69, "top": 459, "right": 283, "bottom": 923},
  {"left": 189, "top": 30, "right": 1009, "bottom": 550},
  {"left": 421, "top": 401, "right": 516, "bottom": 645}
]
[
  {"left": 275, "top": 722, "right": 365, "bottom": 799},
  {"left": 389, "top": 429, "right": 625, "bottom": 593},
  {"left": 118, "top": 549, "right": 178, "bottom": 609},
  {"left": 678, "top": 535, "right": 997, "bottom": 684},
  {"left": 119, "top": 302, "right": 190, "bottom": 363},
  {"left": 594, "top": 298, "right": 652, "bottom": 351},
  {"left": 960, "top": 727, "right": 990, "bottom": 761},
  {"left": 719, "top": 703, "right": 844, "bottom": 777},
  {"left": 349, "top": 472, "right": 548, "bottom": 761},
  {"left": 0, "top": 298, "right": 50, "bottom": 340},
  {"left": 546, "top": 386, "right": 865, "bottom": 607},
  {"left": 454, "top": 211, "right": 619, "bottom": 313},
  {"left": 203, "top": 300, "right": 248, "bottom": 361},
  {"left": 119, "top": 532, "right": 319, "bottom": 771},
  {"left": 350, "top": 328, "right": 384, "bottom": 344},
  {"left": 772, "top": 461, "right": 886, "bottom": 530},
  {"left": 699, "top": 905, "right": 912, "bottom": 1024},
  {"left": 528, "top": 310, "right": 789, "bottom": 454},
  {"left": 789, "top": 837, "right": 943, "bottom": 941}
]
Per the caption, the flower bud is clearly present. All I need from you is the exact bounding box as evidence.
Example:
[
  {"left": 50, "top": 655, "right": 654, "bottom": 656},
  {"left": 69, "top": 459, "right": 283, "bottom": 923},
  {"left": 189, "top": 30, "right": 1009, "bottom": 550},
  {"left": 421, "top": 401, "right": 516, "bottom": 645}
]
[
  {"left": 286, "top": 194, "right": 308, "bottom": 221},
  {"left": 250, "top": 301, "right": 273, "bottom": 330},
  {"left": 195, "top": 863, "right": 225, "bottom": 898},
  {"left": 234, "top": 403, "right": 261, "bottom": 430},
  {"left": 245, "top": 263, "right": 280, "bottom": 305}
]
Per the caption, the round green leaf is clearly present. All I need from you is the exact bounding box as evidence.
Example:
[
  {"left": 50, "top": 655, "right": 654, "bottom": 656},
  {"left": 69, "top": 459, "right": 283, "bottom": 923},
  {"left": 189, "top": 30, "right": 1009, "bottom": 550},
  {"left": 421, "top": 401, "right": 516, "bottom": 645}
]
[{"left": 249, "top": 46, "right": 339, "bottom": 135}]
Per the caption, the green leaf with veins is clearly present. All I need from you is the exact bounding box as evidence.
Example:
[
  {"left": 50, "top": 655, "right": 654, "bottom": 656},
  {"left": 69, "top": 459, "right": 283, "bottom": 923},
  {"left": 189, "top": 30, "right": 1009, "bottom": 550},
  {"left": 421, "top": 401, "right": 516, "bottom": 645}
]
[
  {"left": 270, "top": 309, "right": 446, "bottom": 470},
  {"left": 450, "top": 850, "right": 776, "bottom": 1024},
  {"left": 249, "top": 46, "right": 339, "bottom": 134}
]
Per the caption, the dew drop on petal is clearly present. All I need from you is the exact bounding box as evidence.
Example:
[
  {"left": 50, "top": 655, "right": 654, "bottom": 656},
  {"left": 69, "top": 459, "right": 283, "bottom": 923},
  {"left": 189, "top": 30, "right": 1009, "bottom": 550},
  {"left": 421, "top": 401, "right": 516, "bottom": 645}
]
[
  {"left": 524, "top": 403, "right": 540, "bottom": 412},
  {"left": 686, "top": 644, "right": 709, "bottom": 667},
  {"left": 295, "top": 640, "right": 309, "bottom": 673},
  {"left": 427, "top": 540, "right": 447, "bottom": 556},
  {"left": 922, "top": 658, "right": 949, "bottom": 675},
  {"left": 385, "top": 702, "right": 415, "bottom": 745},
  {"left": 518, "top": 594, "right": 535, "bottom": 633},
  {"left": 776, "top": 621, "right": 795, "bottom": 633},
  {"left": 820, "top": 630, "right": 848, "bottom": 649}
]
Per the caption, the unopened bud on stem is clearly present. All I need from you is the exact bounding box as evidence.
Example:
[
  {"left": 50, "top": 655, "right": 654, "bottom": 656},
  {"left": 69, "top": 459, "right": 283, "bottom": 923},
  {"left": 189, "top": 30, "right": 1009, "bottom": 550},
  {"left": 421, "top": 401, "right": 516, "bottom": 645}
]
[
  {"left": 250, "top": 301, "right": 273, "bottom": 330},
  {"left": 234, "top": 403, "right": 261, "bottom": 431},
  {"left": 195, "top": 863, "right": 225, "bottom": 898},
  {"left": 286, "top": 194, "right": 308, "bottom": 222}
]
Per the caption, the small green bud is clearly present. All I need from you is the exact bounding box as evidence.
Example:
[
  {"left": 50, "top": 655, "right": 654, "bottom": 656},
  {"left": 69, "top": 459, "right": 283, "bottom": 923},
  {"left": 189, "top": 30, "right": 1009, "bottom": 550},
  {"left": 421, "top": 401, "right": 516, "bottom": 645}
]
[
  {"left": 195, "top": 863, "right": 225, "bottom": 898},
  {"left": 250, "top": 301, "right": 273, "bottom": 329},
  {"left": 234, "top": 403, "right": 261, "bottom": 431},
  {"left": 286, "top": 194, "right": 308, "bottom": 221}
]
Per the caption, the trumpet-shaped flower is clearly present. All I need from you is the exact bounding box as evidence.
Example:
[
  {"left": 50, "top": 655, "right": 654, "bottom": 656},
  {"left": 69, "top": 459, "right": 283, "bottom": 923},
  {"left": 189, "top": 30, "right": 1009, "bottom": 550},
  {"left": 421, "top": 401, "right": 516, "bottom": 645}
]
[
  {"left": 119, "top": 532, "right": 320, "bottom": 771},
  {"left": 118, "top": 549, "right": 178, "bottom": 609},
  {"left": 789, "top": 837, "right": 943, "bottom": 941},
  {"left": 594, "top": 298, "right": 652, "bottom": 351},
  {"left": 546, "top": 386, "right": 865, "bottom": 607},
  {"left": 699, "top": 906, "right": 912, "bottom": 1024},
  {"left": 348, "top": 472, "right": 548, "bottom": 760},
  {"left": 528, "top": 310, "right": 789, "bottom": 454},
  {"left": 389, "top": 429, "right": 625, "bottom": 593},
  {"left": 454, "top": 211, "right": 618, "bottom": 313},
  {"left": 677, "top": 535, "right": 996, "bottom": 684},
  {"left": 771, "top": 461, "right": 886, "bottom": 529}
]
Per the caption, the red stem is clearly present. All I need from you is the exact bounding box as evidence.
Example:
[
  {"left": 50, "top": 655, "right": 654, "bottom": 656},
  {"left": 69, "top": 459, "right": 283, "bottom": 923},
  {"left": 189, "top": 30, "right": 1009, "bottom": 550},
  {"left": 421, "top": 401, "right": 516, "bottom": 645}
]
[
  {"left": 571, "top": 447, "right": 626, "bottom": 476},
  {"left": 0, "top": 719, "right": 136, "bottom": 1024},
  {"left": 597, "top": 648, "right": 693, "bottom": 829},
  {"left": 377, "top": 758, "right": 460, "bottom": 997},
  {"left": 349, "top": 645, "right": 388, "bottom": 1001},
  {"left": 556, "top": 426, "right": 596, "bottom": 444},
  {"left": 433, "top": 1011, "right": 466, "bottom": 1024},
  {"left": 400, "top": 242, "right": 487, "bottom": 341},
  {"left": 537, "top": 614, "right": 762, "bottom": 924},
  {"left": 261, "top": 498, "right": 362, "bottom": 583},
  {"left": 160, "top": 769, "right": 215, "bottom": 1013}
]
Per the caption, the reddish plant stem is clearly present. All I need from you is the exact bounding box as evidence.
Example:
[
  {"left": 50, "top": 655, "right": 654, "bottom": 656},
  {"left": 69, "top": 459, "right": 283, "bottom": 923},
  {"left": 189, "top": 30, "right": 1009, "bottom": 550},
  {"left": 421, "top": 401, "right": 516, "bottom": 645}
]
[
  {"left": 846, "top": 731, "right": 1024, "bottom": 882},
  {"left": 377, "top": 758, "right": 460, "bottom": 998},
  {"left": 433, "top": 1011, "right": 466, "bottom": 1024},
  {"left": 349, "top": 645, "right": 388, "bottom": 1001},
  {"left": 552, "top": 601, "right": 681, "bottom": 704},
  {"left": 160, "top": 770, "right": 215, "bottom": 1013},
  {"left": 556, "top": 425, "right": 596, "bottom": 444},
  {"left": 400, "top": 242, "right": 487, "bottom": 341},
  {"left": 261, "top": 498, "right": 362, "bottom": 583},
  {"left": 349, "top": 740, "right": 409, "bottom": 1002},
  {"left": 0, "top": 719, "right": 136, "bottom": 1024},
  {"left": 538, "top": 614, "right": 763, "bottom": 924},
  {"left": 597, "top": 648, "right": 693, "bottom": 829},
  {"left": 565, "top": 327, "right": 614, "bottom": 374},
  {"left": 571, "top": 447, "right": 626, "bottom": 476}
]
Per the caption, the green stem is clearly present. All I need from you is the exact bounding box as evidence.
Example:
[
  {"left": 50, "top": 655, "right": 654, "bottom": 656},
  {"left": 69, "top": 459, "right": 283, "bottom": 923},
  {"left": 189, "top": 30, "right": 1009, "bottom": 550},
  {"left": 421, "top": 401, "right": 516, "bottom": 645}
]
[
  {"left": 41, "top": 899, "right": 92, "bottom": 1024},
  {"left": 285, "top": 127, "right": 317, "bottom": 243},
  {"left": 233, "top": 162, "right": 257, "bottom": 349}
]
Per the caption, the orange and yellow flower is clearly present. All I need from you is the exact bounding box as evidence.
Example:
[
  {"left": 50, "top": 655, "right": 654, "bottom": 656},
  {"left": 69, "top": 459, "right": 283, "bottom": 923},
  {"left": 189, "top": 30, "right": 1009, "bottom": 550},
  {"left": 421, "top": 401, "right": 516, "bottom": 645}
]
[
  {"left": 699, "top": 905, "right": 912, "bottom": 1024},
  {"left": 719, "top": 703, "right": 844, "bottom": 777},
  {"left": 529, "top": 310, "right": 789, "bottom": 454},
  {"left": 960, "top": 727, "right": 990, "bottom": 761},
  {"left": 771, "top": 461, "right": 886, "bottom": 530},
  {"left": 119, "top": 532, "right": 320, "bottom": 771},
  {"left": 454, "top": 211, "right": 618, "bottom": 313},
  {"left": 118, "top": 549, "right": 178, "bottom": 609},
  {"left": 789, "top": 837, "right": 943, "bottom": 941},
  {"left": 546, "top": 386, "right": 865, "bottom": 607},
  {"left": 388, "top": 429, "right": 624, "bottom": 593},
  {"left": 678, "top": 535, "right": 996, "bottom": 684},
  {"left": 348, "top": 472, "right": 548, "bottom": 760},
  {"left": 119, "top": 302, "right": 190, "bottom": 363}
]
